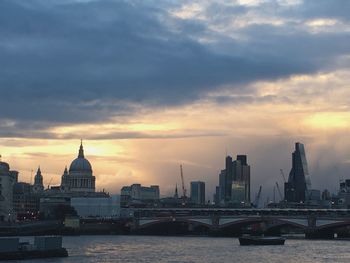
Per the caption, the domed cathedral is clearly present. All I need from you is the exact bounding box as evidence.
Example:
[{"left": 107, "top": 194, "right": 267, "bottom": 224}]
[{"left": 61, "top": 141, "right": 96, "bottom": 193}]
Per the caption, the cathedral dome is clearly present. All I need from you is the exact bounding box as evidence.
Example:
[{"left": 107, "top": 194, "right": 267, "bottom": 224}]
[{"left": 69, "top": 142, "right": 93, "bottom": 174}]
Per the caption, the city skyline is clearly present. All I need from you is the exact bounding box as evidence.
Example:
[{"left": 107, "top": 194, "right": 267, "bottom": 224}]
[
  {"left": 1, "top": 0, "right": 350, "bottom": 198},
  {"left": 1, "top": 139, "right": 347, "bottom": 199}
]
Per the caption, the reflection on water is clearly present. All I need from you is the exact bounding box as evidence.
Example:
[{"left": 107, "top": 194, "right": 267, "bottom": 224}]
[{"left": 16, "top": 235, "right": 350, "bottom": 263}]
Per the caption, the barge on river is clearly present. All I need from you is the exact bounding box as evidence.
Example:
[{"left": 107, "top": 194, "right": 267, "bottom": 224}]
[{"left": 239, "top": 236, "right": 286, "bottom": 246}]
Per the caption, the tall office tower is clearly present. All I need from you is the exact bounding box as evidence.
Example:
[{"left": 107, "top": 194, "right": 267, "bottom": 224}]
[
  {"left": 225, "top": 156, "right": 233, "bottom": 201},
  {"left": 284, "top": 142, "right": 312, "bottom": 203},
  {"left": 214, "top": 186, "right": 220, "bottom": 205},
  {"left": 237, "top": 155, "right": 247, "bottom": 166},
  {"left": 233, "top": 159, "right": 242, "bottom": 181},
  {"left": 232, "top": 155, "right": 250, "bottom": 204},
  {"left": 237, "top": 155, "right": 251, "bottom": 204},
  {"left": 190, "top": 181, "right": 205, "bottom": 205},
  {"left": 219, "top": 170, "right": 226, "bottom": 203},
  {"left": 217, "top": 154, "right": 251, "bottom": 205}
]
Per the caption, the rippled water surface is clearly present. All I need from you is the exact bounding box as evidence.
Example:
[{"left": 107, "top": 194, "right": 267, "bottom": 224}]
[{"left": 14, "top": 235, "right": 350, "bottom": 263}]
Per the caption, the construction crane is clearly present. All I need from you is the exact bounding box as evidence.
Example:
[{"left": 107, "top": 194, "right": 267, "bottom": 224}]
[
  {"left": 253, "top": 186, "right": 262, "bottom": 208},
  {"left": 180, "top": 165, "right": 187, "bottom": 203},
  {"left": 275, "top": 182, "right": 283, "bottom": 201},
  {"left": 280, "top": 169, "right": 287, "bottom": 183}
]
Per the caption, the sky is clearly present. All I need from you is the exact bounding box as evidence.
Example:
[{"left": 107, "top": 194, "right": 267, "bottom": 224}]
[{"left": 1, "top": 0, "right": 350, "bottom": 200}]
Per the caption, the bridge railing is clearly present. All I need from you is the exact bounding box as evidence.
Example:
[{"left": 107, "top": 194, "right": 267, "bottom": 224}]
[{"left": 132, "top": 208, "right": 350, "bottom": 219}]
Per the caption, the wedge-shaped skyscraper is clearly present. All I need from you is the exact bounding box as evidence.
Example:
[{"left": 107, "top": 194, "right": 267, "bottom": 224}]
[{"left": 284, "top": 142, "right": 312, "bottom": 203}]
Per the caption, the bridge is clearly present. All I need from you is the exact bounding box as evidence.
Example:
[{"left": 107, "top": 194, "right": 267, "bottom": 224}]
[{"left": 131, "top": 208, "right": 350, "bottom": 239}]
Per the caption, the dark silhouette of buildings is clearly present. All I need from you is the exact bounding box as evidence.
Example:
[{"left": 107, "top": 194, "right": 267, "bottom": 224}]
[
  {"left": 284, "top": 142, "right": 312, "bottom": 203},
  {"left": 190, "top": 181, "right": 205, "bottom": 205},
  {"left": 215, "top": 154, "right": 251, "bottom": 206}
]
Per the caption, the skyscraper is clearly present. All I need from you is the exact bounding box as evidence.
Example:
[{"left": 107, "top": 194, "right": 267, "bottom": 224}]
[
  {"left": 284, "top": 142, "right": 312, "bottom": 203},
  {"left": 216, "top": 154, "right": 251, "bottom": 206},
  {"left": 219, "top": 170, "right": 226, "bottom": 202},
  {"left": 190, "top": 181, "right": 205, "bottom": 205},
  {"left": 225, "top": 156, "right": 233, "bottom": 201}
]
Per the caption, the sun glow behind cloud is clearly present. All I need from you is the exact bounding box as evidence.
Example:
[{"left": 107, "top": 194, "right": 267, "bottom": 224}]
[
  {"left": 304, "top": 113, "right": 350, "bottom": 130},
  {"left": 1, "top": 0, "right": 350, "bottom": 198},
  {"left": 2, "top": 69, "right": 350, "bottom": 196}
]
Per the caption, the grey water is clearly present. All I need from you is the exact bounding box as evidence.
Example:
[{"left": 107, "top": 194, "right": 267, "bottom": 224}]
[{"left": 12, "top": 235, "right": 350, "bottom": 263}]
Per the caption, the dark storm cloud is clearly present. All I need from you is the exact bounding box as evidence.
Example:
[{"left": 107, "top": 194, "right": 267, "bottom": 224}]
[{"left": 0, "top": 0, "right": 350, "bottom": 131}]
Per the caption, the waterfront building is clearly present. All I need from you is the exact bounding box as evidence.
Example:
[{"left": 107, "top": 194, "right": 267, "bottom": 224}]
[
  {"left": 70, "top": 196, "right": 119, "bottom": 218},
  {"left": 0, "top": 159, "right": 17, "bottom": 221},
  {"left": 60, "top": 141, "right": 96, "bottom": 193},
  {"left": 13, "top": 182, "right": 41, "bottom": 220},
  {"left": 40, "top": 196, "right": 72, "bottom": 219},
  {"left": 39, "top": 141, "right": 112, "bottom": 219},
  {"left": 284, "top": 142, "right": 312, "bottom": 203},
  {"left": 32, "top": 167, "right": 44, "bottom": 193},
  {"left": 120, "top": 184, "right": 160, "bottom": 207},
  {"left": 338, "top": 179, "right": 350, "bottom": 208},
  {"left": 190, "top": 181, "right": 205, "bottom": 205}
]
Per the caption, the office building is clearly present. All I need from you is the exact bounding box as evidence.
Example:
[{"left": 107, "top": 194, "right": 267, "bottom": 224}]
[
  {"left": 216, "top": 154, "right": 251, "bottom": 206},
  {"left": 190, "top": 181, "right": 205, "bottom": 205},
  {"left": 13, "top": 182, "right": 41, "bottom": 220},
  {"left": 231, "top": 181, "right": 246, "bottom": 204},
  {"left": 0, "top": 159, "right": 17, "bottom": 221},
  {"left": 120, "top": 184, "right": 160, "bottom": 207},
  {"left": 218, "top": 170, "right": 226, "bottom": 203},
  {"left": 70, "top": 196, "right": 119, "bottom": 218},
  {"left": 284, "top": 142, "right": 312, "bottom": 203}
]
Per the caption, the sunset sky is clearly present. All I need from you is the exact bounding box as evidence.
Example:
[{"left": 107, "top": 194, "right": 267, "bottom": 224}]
[{"left": 1, "top": 0, "right": 350, "bottom": 200}]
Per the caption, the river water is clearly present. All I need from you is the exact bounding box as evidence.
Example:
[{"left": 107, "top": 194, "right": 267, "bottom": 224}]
[{"left": 13, "top": 235, "right": 350, "bottom": 263}]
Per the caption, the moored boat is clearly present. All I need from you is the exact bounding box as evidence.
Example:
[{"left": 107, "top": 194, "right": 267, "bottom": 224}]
[{"left": 239, "top": 236, "right": 286, "bottom": 246}]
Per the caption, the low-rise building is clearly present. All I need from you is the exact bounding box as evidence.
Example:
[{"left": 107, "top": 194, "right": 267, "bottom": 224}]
[
  {"left": 70, "top": 196, "right": 119, "bottom": 218},
  {"left": 120, "top": 184, "right": 159, "bottom": 207}
]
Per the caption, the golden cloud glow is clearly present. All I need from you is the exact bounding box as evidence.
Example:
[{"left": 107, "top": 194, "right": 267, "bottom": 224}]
[
  {"left": 306, "top": 19, "right": 338, "bottom": 27},
  {"left": 303, "top": 112, "right": 350, "bottom": 130},
  {"left": 2, "top": 70, "right": 350, "bottom": 196}
]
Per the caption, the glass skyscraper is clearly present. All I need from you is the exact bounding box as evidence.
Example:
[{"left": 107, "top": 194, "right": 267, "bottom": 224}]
[{"left": 285, "top": 142, "right": 312, "bottom": 203}]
